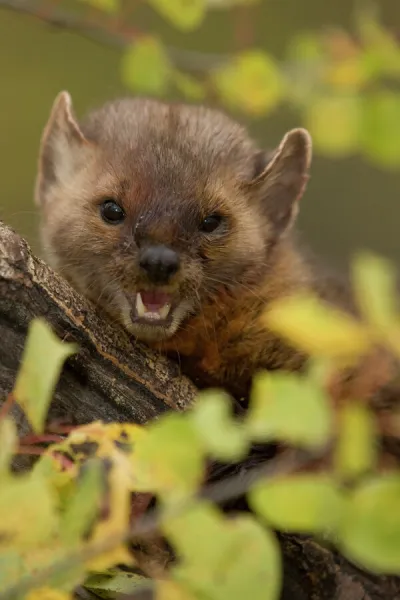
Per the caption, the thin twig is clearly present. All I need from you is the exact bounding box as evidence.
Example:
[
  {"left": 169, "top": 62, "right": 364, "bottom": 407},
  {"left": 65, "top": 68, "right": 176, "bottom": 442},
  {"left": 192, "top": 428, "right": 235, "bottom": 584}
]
[{"left": 0, "top": 392, "right": 15, "bottom": 421}]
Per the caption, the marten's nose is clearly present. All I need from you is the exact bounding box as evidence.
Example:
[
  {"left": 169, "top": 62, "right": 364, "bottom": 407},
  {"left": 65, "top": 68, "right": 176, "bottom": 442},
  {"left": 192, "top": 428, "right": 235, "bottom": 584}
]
[{"left": 139, "top": 245, "right": 180, "bottom": 284}]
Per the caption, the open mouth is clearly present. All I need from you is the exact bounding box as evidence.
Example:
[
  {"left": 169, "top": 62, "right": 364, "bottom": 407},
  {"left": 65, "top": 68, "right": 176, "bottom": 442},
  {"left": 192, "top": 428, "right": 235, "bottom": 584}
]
[{"left": 130, "top": 290, "right": 174, "bottom": 326}]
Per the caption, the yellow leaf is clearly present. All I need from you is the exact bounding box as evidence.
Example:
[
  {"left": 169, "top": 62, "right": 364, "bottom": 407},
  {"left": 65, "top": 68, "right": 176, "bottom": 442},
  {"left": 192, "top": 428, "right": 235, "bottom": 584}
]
[
  {"left": 157, "top": 580, "right": 197, "bottom": 600},
  {"left": 325, "top": 57, "right": 369, "bottom": 90},
  {"left": 264, "top": 293, "right": 371, "bottom": 362},
  {"left": 305, "top": 95, "right": 361, "bottom": 156},
  {"left": 214, "top": 50, "right": 284, "bottom": 116},
  {"left": 14, "top": 319, "right": 77, "bottom": 433},
  {"left": 85, "top": 457, "right": 133, "bottom": 572}
]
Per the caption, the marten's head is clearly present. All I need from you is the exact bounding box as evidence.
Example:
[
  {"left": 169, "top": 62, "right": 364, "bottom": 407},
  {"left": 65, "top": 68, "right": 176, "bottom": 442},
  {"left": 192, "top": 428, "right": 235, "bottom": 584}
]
[{"left": 35, "top": 92, "right": 311, "bottom": 342}]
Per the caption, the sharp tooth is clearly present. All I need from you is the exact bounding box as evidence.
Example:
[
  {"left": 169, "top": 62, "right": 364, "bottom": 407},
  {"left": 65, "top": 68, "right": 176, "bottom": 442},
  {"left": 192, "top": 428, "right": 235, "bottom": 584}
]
[
  {"left": 145, "top": 312, "right": 161, "bottom": 320},
  {"left": 159, "top": 303, "right": 171, "bottom": 320},
  {"left": 136, "top": 292, "right": 146, "bottom": 318}
]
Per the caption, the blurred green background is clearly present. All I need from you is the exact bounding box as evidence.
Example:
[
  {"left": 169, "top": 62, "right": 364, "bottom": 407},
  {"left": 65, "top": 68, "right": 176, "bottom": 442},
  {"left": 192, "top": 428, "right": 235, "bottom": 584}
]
[{"left": 1, "top": 0, "right": 400, "bottom": 269}]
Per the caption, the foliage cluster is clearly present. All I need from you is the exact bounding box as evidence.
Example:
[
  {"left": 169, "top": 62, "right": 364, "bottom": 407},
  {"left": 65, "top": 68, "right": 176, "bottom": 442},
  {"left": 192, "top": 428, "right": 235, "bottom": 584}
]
[
  {"left": 1, "top": 252, "right": 400, "bottom": 599},
  {"left": 73, "top": 0, "right": 400, "bottom": 169}
]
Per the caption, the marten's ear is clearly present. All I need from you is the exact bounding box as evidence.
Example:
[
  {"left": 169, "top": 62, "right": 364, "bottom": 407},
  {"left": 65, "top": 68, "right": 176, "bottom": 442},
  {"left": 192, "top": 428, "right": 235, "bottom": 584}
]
[
  {"left": 248, "top": 128, "right": 312, "bottom": 235},
  {"left": 34, "top": 91, "right": 91, "bottom": 206}
]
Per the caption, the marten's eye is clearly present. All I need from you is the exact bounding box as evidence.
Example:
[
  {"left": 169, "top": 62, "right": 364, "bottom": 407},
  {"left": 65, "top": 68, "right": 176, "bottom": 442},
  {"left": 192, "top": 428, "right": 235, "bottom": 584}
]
[
  {"left": 100, "top": 200, "right": 125, "bottom": 224},
  {"left": 200, "top": 214, "right": 223, "bottom": 234}
]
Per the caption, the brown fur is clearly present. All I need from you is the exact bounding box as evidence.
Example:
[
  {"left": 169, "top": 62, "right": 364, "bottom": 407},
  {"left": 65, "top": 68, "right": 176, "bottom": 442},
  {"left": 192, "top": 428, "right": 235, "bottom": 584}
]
[{"left": 35, "top": 92, "right": 354, "bottom": 400}]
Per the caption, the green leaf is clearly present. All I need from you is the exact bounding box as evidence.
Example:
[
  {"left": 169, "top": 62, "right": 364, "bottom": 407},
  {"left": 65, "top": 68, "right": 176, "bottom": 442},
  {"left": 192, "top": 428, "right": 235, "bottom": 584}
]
[
  {"left": 1, "top": 543, "right": 84, "bottom": 593},
  {"left": 148, "top": 0, "right": 206, "bottom": 31},
  {"left": 60, "top": 459, "right": 103, "bottom": 545},
  {"left": 13, "top": 319, "right": 77, "bottom": 433},
  {"left": 334, "top": 402, "right": 377, "bottom": 480},
  {"left": 249, "top": 474, "right": 345, "bottom": 534},
  {"left": 131, "top": 413, "right": 205, "bottom": 502},
  {"left": 122, "top": 37, "right": 172, "bottom": 96},
  {"left": 165, "top": 502, "right": 282, "bottom": 600},
  {"left": 191, "top": 390, "right": 249, "bottom": 462},
  {"left": 305, "top": 95, "right": 361, "bottom": 156},
  {"left": 85, "top": 571, "right": 149, "bottom": 597},
  {"left": 0, "top": 418, "right": 17, "bottom": 476},
  {"left": 0, "top": 472, "right": 58, "bottom": 549},
  {"left": 356, "top": 8, "right": 400, "bottom": 78},
  {"left": 264, "top": 293, "right": 371, "bottom": 362},
  {"left": 213, "top": 50, "right": 284, "bottom": 116},
  {"left": 287, "top": 32, "right": 324, "bottom": 62},
  {"left": 352, "top": 253, "right": 399, "bottom": 333},
  {"left": 247, "top": 371, "right": 333, "bottom": 448},
  {"left": 79, "top": 0, "right": 120, "bottom": 13},
  {"left": 339, "top": 474, "right": 400, "bottom": 573},
  {"left": 360, "top": 92, "right": 400, "bottom": 168},
  {"left": 173, "top": 71, "right": 206, "bottom": 102}
]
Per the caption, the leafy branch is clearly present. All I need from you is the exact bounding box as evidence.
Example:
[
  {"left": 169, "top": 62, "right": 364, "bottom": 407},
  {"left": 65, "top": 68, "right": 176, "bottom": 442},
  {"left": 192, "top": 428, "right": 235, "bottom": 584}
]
[{"left": 3, "top": 0, "right": 400, "bottom": 167}]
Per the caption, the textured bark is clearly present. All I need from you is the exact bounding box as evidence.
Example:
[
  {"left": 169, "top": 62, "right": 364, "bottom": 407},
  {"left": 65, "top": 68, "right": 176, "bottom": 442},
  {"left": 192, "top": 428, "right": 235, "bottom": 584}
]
[{"left": 0, "top": 220, "right": 399, "bottom": 600}]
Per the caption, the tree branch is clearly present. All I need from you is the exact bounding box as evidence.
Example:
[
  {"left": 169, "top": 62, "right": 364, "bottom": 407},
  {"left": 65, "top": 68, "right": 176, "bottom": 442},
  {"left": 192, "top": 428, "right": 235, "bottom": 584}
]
[
  {"left": 0, "top": 219, "right": 399, "bottom": 599},
  {"left": 0, "top": 0, "right": 227, "bottom": 71}
]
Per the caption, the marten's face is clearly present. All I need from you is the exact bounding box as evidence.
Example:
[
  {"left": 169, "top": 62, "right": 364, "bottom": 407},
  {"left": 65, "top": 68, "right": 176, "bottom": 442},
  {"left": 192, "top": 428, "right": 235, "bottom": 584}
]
[{"left": 35, "top": 94, "right": 311, "bottom": 342}]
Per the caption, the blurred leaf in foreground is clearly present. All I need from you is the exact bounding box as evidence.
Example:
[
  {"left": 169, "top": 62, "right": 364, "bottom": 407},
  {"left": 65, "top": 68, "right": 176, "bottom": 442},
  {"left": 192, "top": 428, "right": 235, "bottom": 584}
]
[
  {"left": 13, "top": 319, "right": 77, "bottom": 433},
  {"left": 352, "top": 253, "right": 400, "bottom": 348},
  {"left": 165, "top": 502, "right": 281, "bottom": 600},
  {"left": 264, "top": 294, "right": 371, "bottom": 362},
  {"left": 131, "top": 413, "right": 204, "bottom": 502},
  {"left": 191, "top": 390, "right": 249, "bottom": 462},
  {"left": 247, "top": 371, "right": 332, "bottom": 448},
  {"left": 249, "top": 474, "right": 345, "bottom": 534},
  {"left": 339, "top": 474, "right": 400, "bottom": 573},
  {"left": 334, "top": 402, "right": 377, "bottom": 480},
  {"left": 0, "top": 472, "right": 58, "bottom": 549}
]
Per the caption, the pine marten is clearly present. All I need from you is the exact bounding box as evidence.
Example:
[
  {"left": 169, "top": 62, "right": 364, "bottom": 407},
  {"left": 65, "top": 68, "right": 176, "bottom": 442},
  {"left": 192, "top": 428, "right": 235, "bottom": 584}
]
[{"left": 34, "top": 91, "right": 356, "bottom": 400}]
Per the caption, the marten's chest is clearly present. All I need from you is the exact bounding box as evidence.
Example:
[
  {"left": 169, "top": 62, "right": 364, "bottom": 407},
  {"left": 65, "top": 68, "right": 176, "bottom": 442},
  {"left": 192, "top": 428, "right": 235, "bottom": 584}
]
[{"left": 150, "top": 293, "right": 304, "bottom": 399}]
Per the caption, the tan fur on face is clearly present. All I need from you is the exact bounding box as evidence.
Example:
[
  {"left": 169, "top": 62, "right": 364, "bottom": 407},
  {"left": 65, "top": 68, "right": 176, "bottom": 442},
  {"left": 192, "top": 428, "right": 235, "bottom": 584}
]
[{"left": 35, "top": 92, "right": 324, "bottom": 396}]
